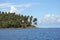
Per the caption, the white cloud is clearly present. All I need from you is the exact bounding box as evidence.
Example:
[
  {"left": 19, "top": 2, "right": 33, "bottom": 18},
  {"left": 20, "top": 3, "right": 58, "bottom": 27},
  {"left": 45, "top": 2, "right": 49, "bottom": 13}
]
[
  {"left": 39, "top": 14, "right": 60, "bottom": 24},
  {"left": 37, "top": 14, "right": 60, "bottom": 28},
  {"left": 0, "top": 3, "right": 11, "bottom": 8},
  {"left": 0, "top": 3, "right": 40, "bottom": 8},
  {"left": 10, "top": 6, "right": 17, "bottom": 13},
  {"left": 37, "top": 19, "right": 42, "bottom": 24},
  {"left": 0, "top": 3, "right": 40, "bottom": 13}
]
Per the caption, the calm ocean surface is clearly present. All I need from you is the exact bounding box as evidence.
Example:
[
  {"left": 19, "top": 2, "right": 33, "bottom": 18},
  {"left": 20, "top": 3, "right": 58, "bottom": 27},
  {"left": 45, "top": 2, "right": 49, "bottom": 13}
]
[{"left": 0, "top": 28, "right": 60, "bottom": 40}]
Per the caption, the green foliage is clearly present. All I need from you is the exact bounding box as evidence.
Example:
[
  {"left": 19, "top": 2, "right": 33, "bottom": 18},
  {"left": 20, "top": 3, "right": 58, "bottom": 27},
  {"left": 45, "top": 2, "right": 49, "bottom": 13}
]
[
  {"left": 33, "top": 18, "right": 37, "bottom": 25},
  {"left": 0, "top": 11, "right": 37, "bottom": 28}
]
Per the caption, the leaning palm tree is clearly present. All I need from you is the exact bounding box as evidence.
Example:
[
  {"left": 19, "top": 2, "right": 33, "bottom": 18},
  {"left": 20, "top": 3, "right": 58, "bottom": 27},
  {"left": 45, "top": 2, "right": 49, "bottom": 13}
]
[
  {"left": 33, "top": 18, "right": 37, "bottom": 25},
  {"left": 30, "top": 16, "right": 33, "bottom": 25}
]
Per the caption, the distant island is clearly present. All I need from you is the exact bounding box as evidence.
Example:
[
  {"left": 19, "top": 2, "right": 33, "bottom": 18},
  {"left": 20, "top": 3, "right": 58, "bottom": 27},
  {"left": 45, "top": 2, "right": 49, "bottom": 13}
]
[{"left": 0, "top": 11, "right": 37, "bottom": 28}]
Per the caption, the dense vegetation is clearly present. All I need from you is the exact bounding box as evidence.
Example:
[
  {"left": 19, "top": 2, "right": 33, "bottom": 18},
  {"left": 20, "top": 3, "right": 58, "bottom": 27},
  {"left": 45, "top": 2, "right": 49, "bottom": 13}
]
[{"left": 0, "top": 11, "right": 37, "bottom": 28}]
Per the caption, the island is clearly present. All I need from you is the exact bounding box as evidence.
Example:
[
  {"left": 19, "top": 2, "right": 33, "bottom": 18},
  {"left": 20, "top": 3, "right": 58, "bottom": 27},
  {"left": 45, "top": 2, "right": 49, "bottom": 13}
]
[{"left": 0, "top": 11, "right": 37, "bottom": 28}]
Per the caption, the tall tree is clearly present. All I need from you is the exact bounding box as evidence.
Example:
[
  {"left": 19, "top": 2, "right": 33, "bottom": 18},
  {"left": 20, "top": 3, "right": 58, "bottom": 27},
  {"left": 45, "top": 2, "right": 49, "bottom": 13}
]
[
  {"left": 30, "top": 16, "right": 33, "bottom": 25},
  {"left": 33, "top": 18, "right": 37, "bottom": 25}
]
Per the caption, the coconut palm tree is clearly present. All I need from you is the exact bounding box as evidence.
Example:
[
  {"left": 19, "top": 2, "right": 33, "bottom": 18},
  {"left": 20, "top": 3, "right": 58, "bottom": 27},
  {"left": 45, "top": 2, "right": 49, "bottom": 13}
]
[
  {"left": 30, "top": 16, "right": 33, "bottom": 25},
  {"left": 33, "top": 18, "right": 37, "bottom": 25}
]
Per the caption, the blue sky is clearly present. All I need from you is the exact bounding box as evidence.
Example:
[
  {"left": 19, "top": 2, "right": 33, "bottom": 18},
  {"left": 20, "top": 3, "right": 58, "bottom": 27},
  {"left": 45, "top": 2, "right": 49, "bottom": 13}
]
[{"left": 0, "top": 0, "right": 60, "bottom": 28}]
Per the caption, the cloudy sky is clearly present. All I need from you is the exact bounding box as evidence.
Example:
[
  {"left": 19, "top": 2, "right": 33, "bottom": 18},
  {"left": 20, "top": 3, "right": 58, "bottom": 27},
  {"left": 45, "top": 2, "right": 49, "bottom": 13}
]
[{"left": 0, "top": 0, "right": 60, "bottom": 28}]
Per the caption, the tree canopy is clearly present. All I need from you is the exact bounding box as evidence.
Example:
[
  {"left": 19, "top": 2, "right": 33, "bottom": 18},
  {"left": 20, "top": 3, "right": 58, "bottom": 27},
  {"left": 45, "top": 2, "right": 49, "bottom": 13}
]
[{"left": 0, "top": 11, "right": 37, "bottom": 28}]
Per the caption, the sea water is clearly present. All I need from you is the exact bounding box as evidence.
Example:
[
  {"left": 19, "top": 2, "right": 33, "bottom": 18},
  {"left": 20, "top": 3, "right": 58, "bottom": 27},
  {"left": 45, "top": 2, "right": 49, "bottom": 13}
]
[{"left": 0, "top": 28, "right": 60, "bottom": 40}]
